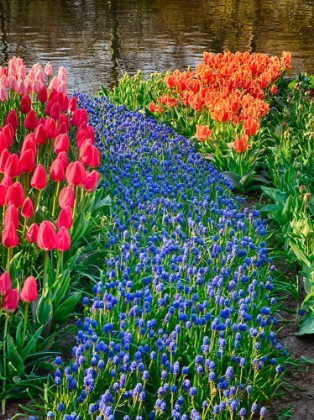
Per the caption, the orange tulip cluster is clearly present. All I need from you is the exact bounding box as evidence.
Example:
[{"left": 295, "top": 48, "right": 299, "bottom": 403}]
[
  {"left": 0, "top": 57, "right": 101, "bottom": 301},
  {"left": 151, "top": 51, "right": 291, "bottom": 151}
]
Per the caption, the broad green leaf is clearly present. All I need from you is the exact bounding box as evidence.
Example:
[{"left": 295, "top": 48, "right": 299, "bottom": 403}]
[
  {"left": 21, "top": 326, "right": 44, "bottom": 360},
  {"left": 297, "top": 312, "right": 314, "bottom": 335},
  {"left": 52, "top": 291, "right": 82, "bottom": 327},
  {"left": 7, "top": 337, "right": 25, "bottom": 376}
]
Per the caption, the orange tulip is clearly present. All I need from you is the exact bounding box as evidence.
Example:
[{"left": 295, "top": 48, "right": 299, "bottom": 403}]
[
  {"left": 232, "top": 134, "right": 251, "bottom": 153},
  {"left": 195, "top": 124, "right": 212, "bottom": 142}
]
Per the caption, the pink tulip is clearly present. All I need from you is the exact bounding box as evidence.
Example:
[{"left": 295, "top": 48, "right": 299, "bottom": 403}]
[
  {"left": 0, "top": 85, "right": 8, "bottom": 101},
  {"left": 2, "top": 220, "right": 19, "bottom": 248},
  {"left": 20, "top": 276, "right": 37, "bottom": 303},
  {"left": 0, "top": 272, "right": 11, "bottom": 296},
  {"left": 2, "top": 288, "right": 19, "bottom": 312},
  {"left": 31, "top": 164, "right": 47, "bottom": 190},
  {"left": 55, "top": 226, "right": 71, "bottom": 252},
  {"left": 5, "top": 182, "right": 24, "bottom": 207},
  {"left": 37, "top": 220, "right": 56, "bottom": 251},
  {"left": 45, "top": 62, "right": 53, "bottom": 77},
  {"left": 26, "top": 223, "right": 39, "bottom": 243}
]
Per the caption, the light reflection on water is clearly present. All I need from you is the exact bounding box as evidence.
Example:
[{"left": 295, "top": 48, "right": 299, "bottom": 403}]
[{"left": 0, "top": 0, "right": 313, "bottom": 94}]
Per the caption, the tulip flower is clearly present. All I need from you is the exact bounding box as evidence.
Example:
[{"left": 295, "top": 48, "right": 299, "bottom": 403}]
[
  {"left": 8, "top": 77, "right": 17, "bottom": 92},
  {"left": 56, "top": 226, "right": 71, "bottom": 252},
  {"left": 1, "top": 173, "right": 13, "bottom": 189},
  {"left": 0, "top": 271, "right": 11, "bottom": 296},
  {"left": 20, "top": 276, "right": 37, "bottom": 303},
  {"left": 2, "top": 221, "right": 19, "bottom": 248},
  {"left": 4, "top": 204, "right": 19, "bottom": 229},
  {"left": 26, "top": 223, "right": 39, "bottom": 243},
  {"left": 54, "top": 133, "right": 69, "bottom": 154},
  {"left": 50, "top": 102, "right": 61, "bottom": 120},
  {"left": 0, "top": 184, "right": 6, "bottom": 206},
  {"left": 37, "top": 220, "right": 56, "bottom": 251},
  {"left": 232, "top": 134, "right": 252, "bottom": 153},
  {"left": 50, "top": 158, "right": 65, "bottom": 182},
  {"left": 58, "top": 185, "right": 74, "bottom": 209},
  {"left": 68, "top": 97, "right": 77, "bottom": 113},
  {"left": 5, "top": 110, "right": 18, "bottom": 131},
  {"left": 19, "top": 149, "right": 35, "bottom": 173},
  {"left": 57, "top": 206, "right": 73, "bottom": 229},
  {"left": 45, "top": 62, "right": 53, "bottom": 77},
  {"left": 21, "top": 197, "right": 34, "bottom": 219},
  {"left": 66, "top": 161, "right": 86, "bottom": 186},
  {"left": 24, "top": 110, "right": 38, "bottom": 130},
  {"left": 2, "top": 288, "right": 18, "bottom": 312},
  {"left": 49, "top": 76, "right": 60, "bottom": 91},
  {"left": 61, "top": 94, "right": 69, "bottom": 112},
  {"left": 3, "top": 124, "right": 14, "bottom": 146},
  {"left": 4, "top": 153, "right": 19, "bottom": 178},
  {"left": 31, "top": 164, "right": 47, "bottom": 190},
  {"left": 38, "top": 85, "right": 48, "bottom": 102},
  {"left": 0, "top": 149, "right": 10, "bottom": 173},
  {"left": 0, "top": 131, "right": 8, "bottom": 154},
  {"left": 270, "top": 84, "right": 278, "bottom": 95},
  {"left": 76, "top": 129, "right": 87, "bottom": 148},
  {"left": 59, "top": 114, "right": 70, "bottom": 132},
  {"left": 20, "top": 94, "right": 31, "bottom": 114},
  {"left": 20, "top": 133, "right": 36, "bottom": 155},
  {"left": 34, "top": 123, "right": 46, "bottom": 145},
  {"left": 86, "top": 126, "right": 95, "bottom": 142},
  {"left": 57, "top": 151, "right": 68, "bottom": 170},
  {"left": 0, "top": 85, "right": 8, "bottom": 101},
  {"left": 195, "top": 124, "right": 212, "bottom": 142},
  {"left": 17, "top": 80, "right": 26, "bottom": 96},
  {"left": 5, "top": 182, "right": 24, "bottom": 207},
  {"left": 71, "top": 109, "right": 88, "bottom": 127},
  {"left": 44, "top": 117, "right": 57, "bottom": 139},
  {"left": 84, "top": 170, "right": 100, "bottom": 193}
]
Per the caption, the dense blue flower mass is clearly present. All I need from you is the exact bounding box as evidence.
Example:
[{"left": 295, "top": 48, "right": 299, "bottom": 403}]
[{"left": 42, "top": 95, "right": 286, "bottom": 419}]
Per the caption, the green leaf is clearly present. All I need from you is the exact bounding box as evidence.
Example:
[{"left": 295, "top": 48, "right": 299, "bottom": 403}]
[
  {"left": 71, "top": 212, "right": 87, "bottom": 247},
  {"left": 21, "top": 326, "right": 43, "bottom": 360},
  {"left": 289, "top": 240, "right": 310, "bottom": 267},
  {"left": 7, "top": 337, "right": 25, "bottom": 376},
  {"left": 297, "top": 312, "right": 314, "bottom": 335},
  {"left": 52, "top": 291, "right": 82, "bottom": 327},
  {"left": 36, "top": 290, "right": 53, "bottom": 331}
]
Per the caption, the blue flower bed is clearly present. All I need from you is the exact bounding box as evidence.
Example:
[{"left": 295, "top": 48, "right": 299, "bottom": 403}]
[{"left": 44, "top": 95, "right": 286, "bottom": 420}]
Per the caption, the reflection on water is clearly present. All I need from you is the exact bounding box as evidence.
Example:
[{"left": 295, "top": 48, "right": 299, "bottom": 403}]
[{"left": 0, "top": 0, "right": 313, "bottom": 94}]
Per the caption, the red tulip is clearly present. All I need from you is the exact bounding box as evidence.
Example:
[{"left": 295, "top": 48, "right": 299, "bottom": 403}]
[
  {"left": 55, "top": 226, "right": 71, "bottom": 252},
  {"left": 2, "top": 288, "right": 18, "bottom": 312},
  {"left": 26, "top": 223, "right": 39, "bottom": 243},
  {"left": 4, "top": 153, "right": 19, "bottom": 178},
  {"left": 0, "top": 149, "right": 10, "bottom": 173},
  {"left": 20, "top": 133, "right": 36, "bottom": 155},
  {"left": 0, "top": 184, "right": 6, "bottom": 206},
  {"left": 21, "top": 197, "right": 34, "bottom": 218},
  {"left": 57, "top": 121, "right": 68, "bottom": 136},
  {"left": 68, "top": 97, "right": 77, "bottom": 113},
  {"left": 45, "top": 96, "right": 58, "bottom": 116},
  {"left": 1, "top": 173, "right": 12, "bottom": 189},
  {"left": 84, "top": 170, "right": 100, "bottom": 192},
  {"left": 0, "top": 272, "right": 11, "bottom": 296},
  {"left": 34, "top": 123, "right": 46, "bottom": 145},
  {"left": 57, "top": 206, "right": 73, "bottom": 229},
  {"left": 37, "top": 221, "right": 56, "bottom": 251},
  {"left": 71, "top": 109, "right": 88, "bottom": 127},
  {"left": 50, "top": 158, "right": 65, "bottom": 182},
  {"left": 2, "top": 221, "right": 19, "bottom": 247},
  {"left": 66, "top": 161, "right": 86, "bottom": 186},
  {"left": 79, "top": 141, "right": 93, "bottom": 165},
  {"left": 54, "top": 133, "right": 69, "bottom": 154},
  {"left": 24, "top": 110, "right": 38, "bottom": 130},
  {"left": 3, "top": 124, "right": 14, "bottom": 146},
  {"left": 58, "top": 186, "right": 74, "bottom": 209},
  {"left": 4, "top": 204, "right": 19, "bottom": 229},
  {"left": 38, "top": 85, "right": 48, "bottom": 102},
  {"left": 20, "top": 94, "right": 31, "bottom": 114},
  {"left": 44, "top": 118, "right": 57, "bottom": 138},
  {"left": 58, "top": 114, "right": 70, "bottom": 132},
  {"left": 31, "top": 164, "right": 46, "bottom": 190},
  {"left": 50, "top": 102, "right": 61, "bottom": 120},
  {"left": 61, "top": 94, "right": 69, "bottom": 112},
  {"left": 19, "top": 149, "right": 35, "bottom": 173},
  {"left": 5, "top": 110, "right": 18, "bottom": 131},
  {"left": 57, "top": 151, "right": 68, "bottom": 170},
  {"left": 76, "top": 129, "right": 87, "bottom": 148},
  {"left": 20, "top": 276, "right": 37, "bottom": 302},
  {"left": 86, "top": 126, "right": 95, "bottom": 142},
  {"left": 0, "top": 131, "right": 8, "bottom": 154},
  {"left": 5, "top": 182, "right": 24, "bottom": 207}
]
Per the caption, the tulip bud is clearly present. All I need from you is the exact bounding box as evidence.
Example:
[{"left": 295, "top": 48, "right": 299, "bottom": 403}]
[
  {"left": 37, "top": 221, "right": 56, "bottom": 251},
  {"left": 31, "top": 164, "right": 47, "bottom": 190},
  {"left": 44, "top": 118, "right": 57, "bottom": 139},
  {"left": 84, "top": 170, "right": 100, "bottom": 193},
  {"left": 20, "top": 94, "right": 31, "bottom": 114},
  {"left": 26, "top": 223, "right": 39, "bottom": 243},
  {"left": 0, "top": 271, "right": 11, "bottom": 296},
  {"left": 57, "top": 206, "right": 73, "bottom": 229},
  {"left": 54, "top": 133, "right": 69, "bottom": 154},
  {"left": 21, "top": 197, "right": 34, "bottom": 218},
  {"left": 66, "top": 161, "right": 86, "bottom": 186},
  {"left": 4, "top": 204, "right": 19, "bottom": 229},
  {"left": 2, "top": 220, "right": 19, "bottom": 247},
  {"left": 24, "top": 110, "right": 38, "bottom": 130},
  {"left": 5, "top": 182, "right": 24, "bottom": 207},
  {"left": 56, "top": 226, "right": 71, "bottom": 252},
  {"left": 299, "top": 185, "right": 306, "bottom": 193},
  {"left": 50, "top": 158, "right": 65, "bottom": 182},
  {"left": 5, "top": 110, "right": 18, "bottom": 130},
  {"left": 2, "top": 288, "right": 19, "bottom": 312},
  {"left": 4, "top": 153, "right": 20, "bottom": 178},
  {"left": 20, "top": 276, "right": 37, "bottom": 302},
  {"left": 34, "top": 123, "right": 46, "bottom": 145},
  {"left": 58, "top": 186, "right": 74, "bottom": 209},
  {"left": 304, "top": 193, "right": 311, "bottom": 202}
]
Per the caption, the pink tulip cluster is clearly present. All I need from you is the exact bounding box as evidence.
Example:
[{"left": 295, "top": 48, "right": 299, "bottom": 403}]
[
  {"left": 0, "top": 57, "right": 101, "bottom": 309},
  {"left": 0, "top": 271, "right": 37, "bottom": 313}
]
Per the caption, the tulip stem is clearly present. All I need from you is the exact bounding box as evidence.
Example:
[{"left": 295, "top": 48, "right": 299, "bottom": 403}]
[
  {"left": 1, "top": 314, "right": 9, "bottom": 415},
  {"left": 22, "top": 302, "right": 29, "bottom": 343},
  {"left": 55, "top": 251, "right": 63, "bottom": 285},
  {"left": 6, "top": 248, "right": 11, "bottom": 274},
  {"left": 43, "top": 251, "right": 49, "bottom": 290},
  {"left": 52, "top": 182, "right": 60, "bottom": 217}
]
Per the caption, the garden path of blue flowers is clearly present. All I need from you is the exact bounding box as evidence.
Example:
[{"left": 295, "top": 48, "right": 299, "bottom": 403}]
[{"left": 44, "top": 95, "right": 288, "bottom": 420}]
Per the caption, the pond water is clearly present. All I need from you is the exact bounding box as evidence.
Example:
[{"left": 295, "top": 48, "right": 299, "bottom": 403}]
[{"left": 0, "top": 0, "right": 314, "bottom": 94}]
